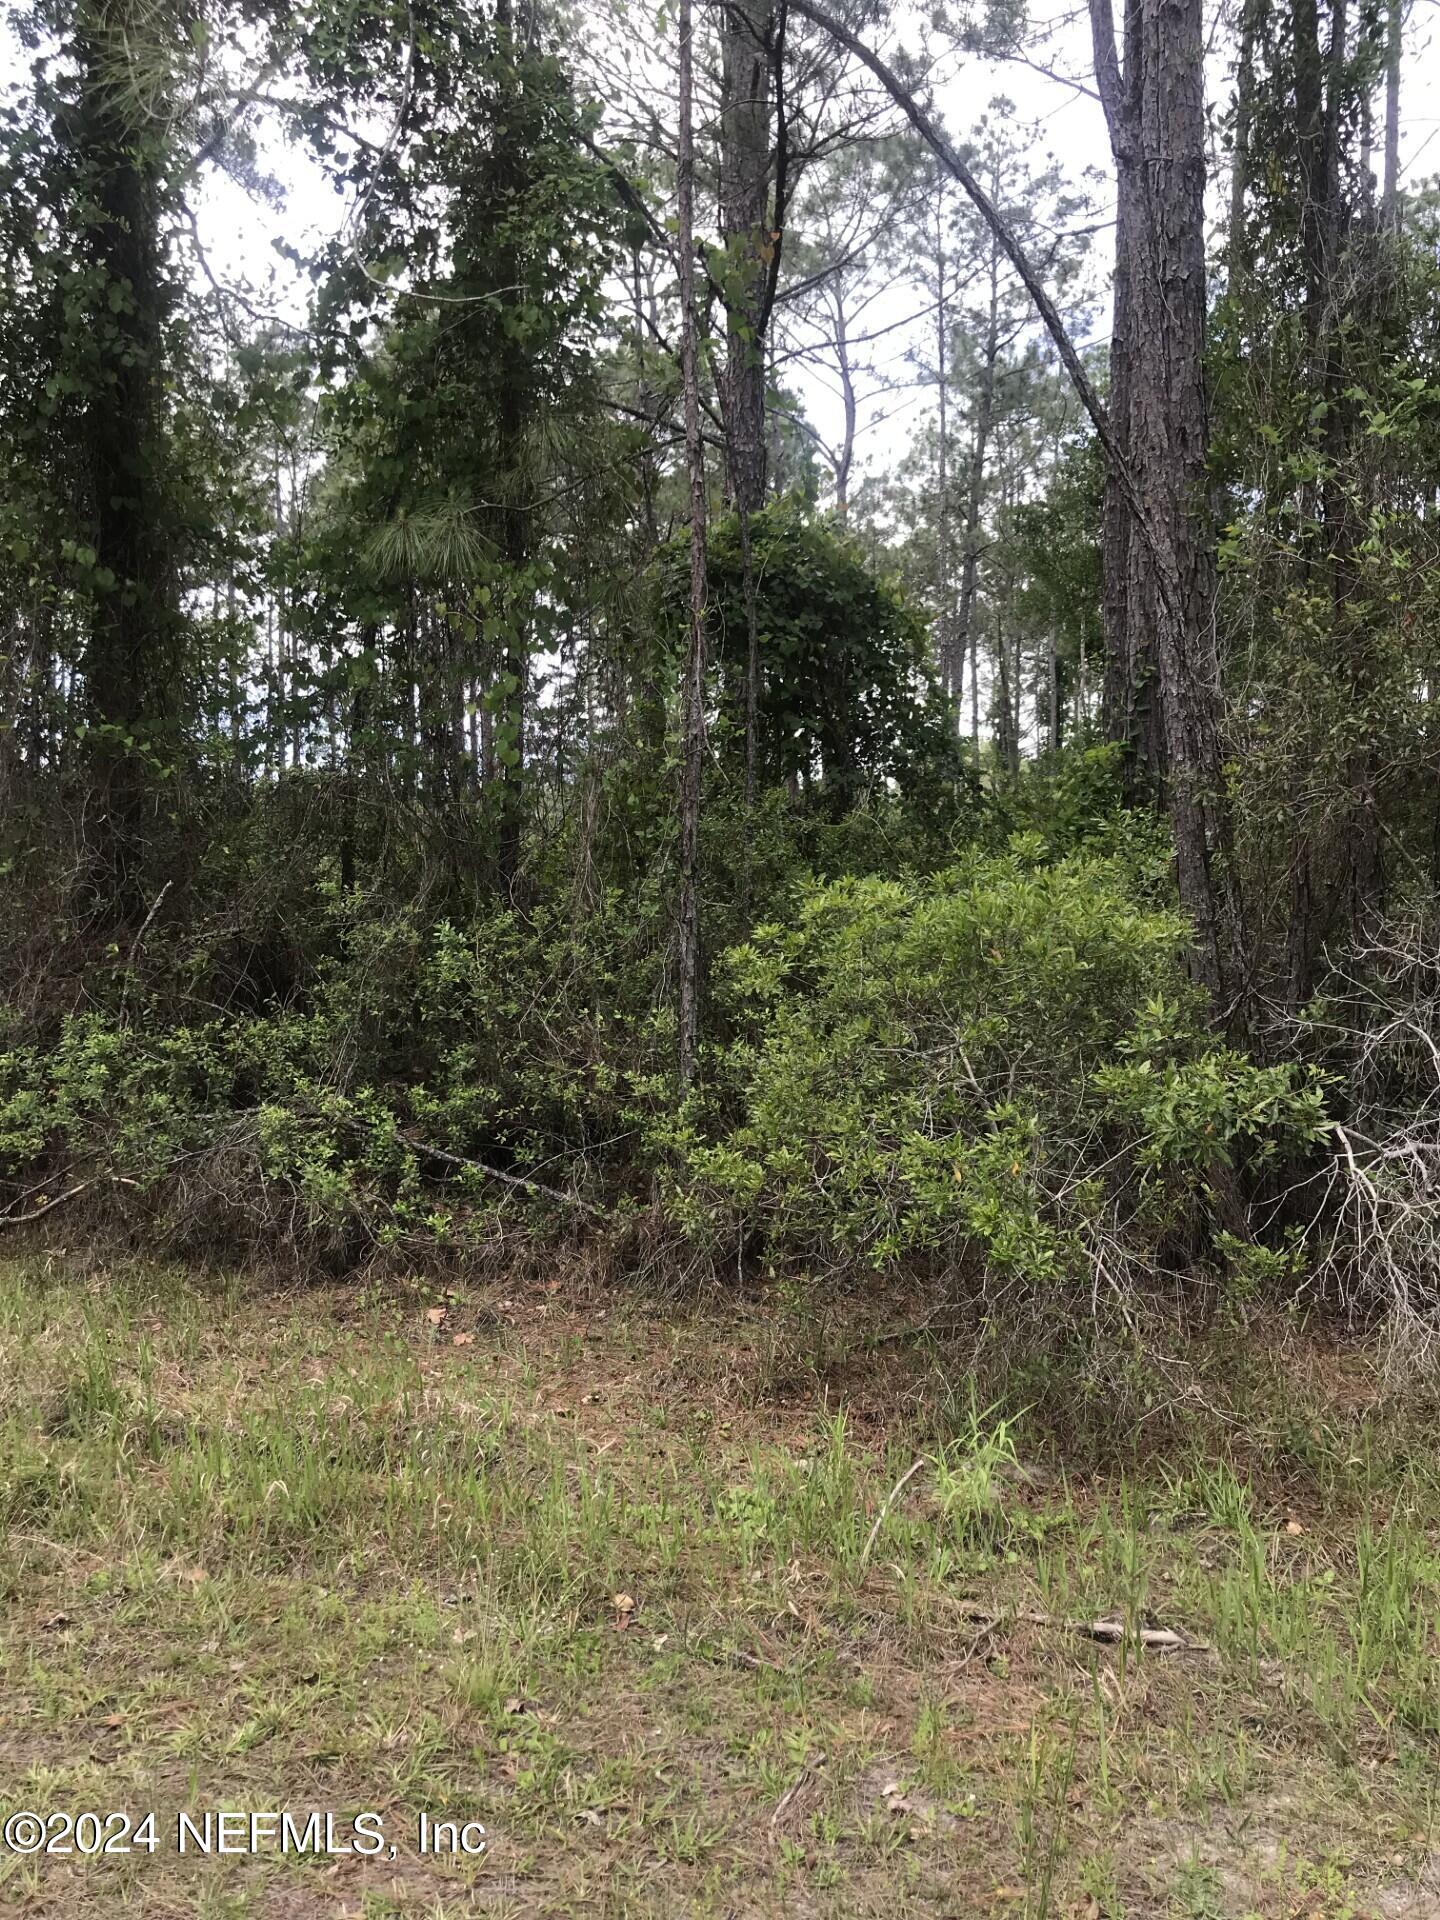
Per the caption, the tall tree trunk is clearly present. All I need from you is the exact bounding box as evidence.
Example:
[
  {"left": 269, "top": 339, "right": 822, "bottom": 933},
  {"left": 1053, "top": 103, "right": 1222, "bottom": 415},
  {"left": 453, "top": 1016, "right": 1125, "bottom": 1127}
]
[
  {"left": 718, "top": 0, "right": 775, "bottom": 516},
  {"left": 676, "top": 0, "right": 709, "bottom": 1090},
  {"left": 970, "top": 618, "right": 980, "bottom": 749},
  {"left": 933, "top": 180, "right": 953, "bottom": 701},
  {"left": 1229, "top": 0, "right": 1261, "bottom": 283},
  {"left": 1089, "top": 0, "right": 1246, "bottom": 1015},
  {"left": 74, "top": 0, "right": 181, "bottom": 917},
  {"left": 494, "top": 0, "right": 529, "bottom": 893},
  {"left": 1382, "top": 0, "right": 1401, "bottom": 222},
  {"left": 719, "top": 0, "right": 775, "bottom": 865},
  {"left": 1048, "top": 628, "right": 1062, "bottom": 755},
  {"left": 955, "top": 234, "right": 999, "bottom": 731},
  {"left": 831, "top": 283, "right": 857, "bottom": 515},
  {"left": 1285, "top": 0, "right": 1381, "bottom": 997},
  {"left": 340, "top": 622, "right": 378, "bottom": 895},
  {"left": 792, "top": 0, "right": 1246, "bottom": 1016},
  {"left": 739, "top": 502, "right": 760, "bottom": 821},
  {"left": 994, "top": 610, "right": 1015, "bottom": 779},
  {"left": 1098, "top": 0, "right": 1162, "bottom": 788}
]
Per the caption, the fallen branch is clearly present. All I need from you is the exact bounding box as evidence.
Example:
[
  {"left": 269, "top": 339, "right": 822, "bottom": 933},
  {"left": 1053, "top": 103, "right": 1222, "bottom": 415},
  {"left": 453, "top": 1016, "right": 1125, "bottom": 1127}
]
[
  {"left": 0, "top": 1180, "right": 98, "bottom": 1227},
  {"left": 318, "top": 1109, "right": 604, "bottom": 1216},
  {"left": 395, "top": 1131, "right": 607, "bottom": 1218},
  {"left": 964, "top": 1605, "right": 1212, "bottom": 1654},
  {"left": 0, "top": 1173, "right": 138, "bottom": 1227}
]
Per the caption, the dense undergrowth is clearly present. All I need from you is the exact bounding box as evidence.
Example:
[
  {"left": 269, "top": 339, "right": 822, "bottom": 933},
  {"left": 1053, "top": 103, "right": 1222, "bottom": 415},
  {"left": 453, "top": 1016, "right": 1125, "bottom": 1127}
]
[{"left": 3, "top": 745, "right": 1435, "bottom": 1386}]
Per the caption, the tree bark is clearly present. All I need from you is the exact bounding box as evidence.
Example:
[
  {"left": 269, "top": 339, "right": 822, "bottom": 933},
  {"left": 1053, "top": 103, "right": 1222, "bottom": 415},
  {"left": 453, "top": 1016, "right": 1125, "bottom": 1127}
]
[
  {"left": 718, "top": 0, "right": 775, "bottom": 844},
  {"left": 1382, "top": 0, "right": 1402, "bottom": 222},
  {"left": 1228, "top": 0, "right": 1260, "bottom": 283},
  {"left": 933, "top": 181, "right": 953, "bottom": 701},
  {"left": 494, "top": 0, "right": 529, "bottom": 893},
  {"left": 1286, "top": 0, "right": 1382, "bottom": 996},
  {"left": 677, "top": 0, "right": 710, "bottom": 1090},
  {"left": 955, "top": 228, "right": 1000, "bottom": 739},
  {"left": 718, "top": 0, "right": 775, "bottom": 516},
  {"left": 831, "top": 282, "right": 857, "bottom": 515},
  {"left": 1088, "top": 0, "right": 1244, "bottom": 1016},
  {"left": 74, "top": 0, "right": 182, "bottom": 917}
]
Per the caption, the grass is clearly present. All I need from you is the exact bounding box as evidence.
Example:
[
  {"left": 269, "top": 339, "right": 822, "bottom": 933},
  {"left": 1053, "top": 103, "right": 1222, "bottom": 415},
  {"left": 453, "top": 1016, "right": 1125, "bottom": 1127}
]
[{"left": 1, "top": 1251, "right": 1439, "bottom": 1916}]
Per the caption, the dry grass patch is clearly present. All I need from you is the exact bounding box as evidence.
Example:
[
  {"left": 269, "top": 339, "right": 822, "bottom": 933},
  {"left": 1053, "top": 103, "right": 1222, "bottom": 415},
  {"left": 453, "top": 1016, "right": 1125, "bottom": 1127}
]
[{"left": 0, "top": 1253, "right": 1438, "bottom": 1917}]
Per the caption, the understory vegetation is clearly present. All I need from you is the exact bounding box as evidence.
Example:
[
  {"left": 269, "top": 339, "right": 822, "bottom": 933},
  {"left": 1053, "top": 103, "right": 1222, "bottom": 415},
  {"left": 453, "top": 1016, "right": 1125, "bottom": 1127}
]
[{"left": 3, "top": 0, "right": 1440, "bottom": 1399}]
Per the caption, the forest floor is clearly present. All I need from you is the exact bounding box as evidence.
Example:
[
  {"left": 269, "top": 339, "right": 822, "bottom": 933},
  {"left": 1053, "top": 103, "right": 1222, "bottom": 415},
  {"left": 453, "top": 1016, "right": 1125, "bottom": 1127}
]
[{"left": 2, "top": 1252, "right": 1440, "bottom": 1919}]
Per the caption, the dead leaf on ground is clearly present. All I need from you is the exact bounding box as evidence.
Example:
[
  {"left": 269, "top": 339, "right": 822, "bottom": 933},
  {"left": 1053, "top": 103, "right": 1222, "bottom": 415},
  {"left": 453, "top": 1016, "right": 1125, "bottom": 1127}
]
[{"left": 425, "top": 1306, "right": 447, "bottom": 1326}]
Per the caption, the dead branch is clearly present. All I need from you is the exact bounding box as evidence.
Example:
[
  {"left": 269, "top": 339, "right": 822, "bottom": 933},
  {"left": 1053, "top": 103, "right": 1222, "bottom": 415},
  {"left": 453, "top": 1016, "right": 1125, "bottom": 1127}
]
[
  {"left": 780, "top": 0, "right": 1186, "bottom": 628},
  {"left": 393, "top": 1131, "right": 607, "bottom": 1218},
  {"left": 963, "top": 1605, "right": 1213, "bottom": 1654},
  {"left": 861, "top": 1454, "right": 928, "bottom": 1565}
]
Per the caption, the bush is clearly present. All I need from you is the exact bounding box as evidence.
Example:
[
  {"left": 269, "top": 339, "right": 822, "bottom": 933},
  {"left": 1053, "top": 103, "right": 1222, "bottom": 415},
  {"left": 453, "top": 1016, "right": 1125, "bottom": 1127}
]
[
  {"left": 0, "top": 888, "right": 671, "bottom": 1264},
  {"left": 667, "top": 842, "right": 1330, "bottom": 1323},
  {"left": 1293, "top": 908, "right": 1440, "bottom": 1361},
  {"left": 0, "top": 812, "right": 1334, "bottom": 1332}
]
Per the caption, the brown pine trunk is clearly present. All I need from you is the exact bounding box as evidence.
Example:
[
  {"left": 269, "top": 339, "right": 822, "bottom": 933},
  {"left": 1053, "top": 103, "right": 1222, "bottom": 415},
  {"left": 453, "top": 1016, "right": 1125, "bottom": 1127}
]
[
  {"left": 791, "top": 0, "right": 1246, "bottom": 1017},
  {"left": 719, "top": 0, "right": 775, "bottom": 838},
  {"left": 494, "top": 0, "right": 528, "bottom": 892},
  {"left": 1228, "top": 0, "right": 1260, "bottom": 283},
  {"left": 1099, "top": 0, "right": 1162, "bottom": 789},
  {"left": 1048, "top": 628, "right": 1061, "bottom": 755},
  {"left": 1090, "top": 0, "right": 1245, "bottom": 1017},
  {"left": 718, "top": 0, "right": 774, "bottom": 517},
  {"left": 933, "top": 184, "right": 954, "bottom": 702},
  {"left": 1286, "top": 0, "right": 1381, "bottom": 999}
]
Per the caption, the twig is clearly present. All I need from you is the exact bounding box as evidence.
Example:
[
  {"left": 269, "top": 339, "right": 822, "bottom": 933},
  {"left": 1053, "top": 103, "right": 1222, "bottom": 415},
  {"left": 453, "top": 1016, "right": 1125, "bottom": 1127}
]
[
  {"left": 119, "top": 879, "right": 172, "bottom": 1025},
  {"left": 866, "top": 1313, "right": 971, "bottom": 1348},
  {"left": 861, "top": 1455, "right": 929, "bottom": 1566},
  {"left": 0, "top": 1180, "right": 97, "bottom": 1227},
  {"left": 770, "top": 1751, "right": 823, "bottom": 1832}
]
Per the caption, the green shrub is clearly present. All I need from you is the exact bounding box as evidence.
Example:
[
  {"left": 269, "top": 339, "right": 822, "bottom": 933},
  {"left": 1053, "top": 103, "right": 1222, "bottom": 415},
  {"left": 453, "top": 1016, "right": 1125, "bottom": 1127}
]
[
  {"left": 0, "top": 888, "right": 672, "bottom": 1261},
  {"left": 666, "top": 843, "right": 1331, "bottom": 1314},
  {"left": 0, "top": 822, "right": 1333, "bottom": 1317}
]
